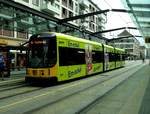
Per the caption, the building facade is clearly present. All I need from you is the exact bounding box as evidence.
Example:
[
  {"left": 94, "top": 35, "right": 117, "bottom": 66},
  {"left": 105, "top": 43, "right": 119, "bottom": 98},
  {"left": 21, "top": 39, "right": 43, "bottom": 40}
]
[
  {"left": 12, "top": 0, "right": 106, "bottom": 33},
  {"left": 108, "top": 30, "right": 141, "bottom": 60},
  {"left": 0, "top": 0, "right": 106, "bottom": 41},
  {"left": 0, "top": 0, "right": 107, "bottom": 70}
]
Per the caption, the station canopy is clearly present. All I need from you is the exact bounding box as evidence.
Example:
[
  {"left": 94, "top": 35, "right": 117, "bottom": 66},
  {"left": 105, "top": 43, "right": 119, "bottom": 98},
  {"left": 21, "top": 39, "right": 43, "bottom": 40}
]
[
  {"left": 122, "top": 0, "right": 150, "bottom": 41},
  {"left": 0, "top": 0, "right": 107, "bottom": 42}
]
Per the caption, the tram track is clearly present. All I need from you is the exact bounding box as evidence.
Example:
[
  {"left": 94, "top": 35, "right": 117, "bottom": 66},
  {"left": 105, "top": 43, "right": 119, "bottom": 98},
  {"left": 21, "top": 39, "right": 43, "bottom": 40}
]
[
  {"left": 0, "top": 83, "right": 28, "bottom": 92},
  {"left": 0, "top": 62, "right": 143, "bottom": 114},
  {"left": 0, "top": 81, "right": 45, "bottom": 101},
  {"left": 23, "top": 63, "right": 142, "bottom": 114},
  {"left": 76, "top": 64, "right": 146, "bottom": 114},
  {"left": 0, "top": 87, "right": 43, "bottom": 101},
  {"left": 0, "top": 78, "right": 24, "bottom": 87},
  {"left": 0, "top": 81, "right": 26, "bottom": 88}
]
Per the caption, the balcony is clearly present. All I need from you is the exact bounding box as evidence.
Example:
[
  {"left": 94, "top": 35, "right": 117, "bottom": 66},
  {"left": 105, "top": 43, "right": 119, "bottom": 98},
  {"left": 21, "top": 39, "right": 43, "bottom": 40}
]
[
  {"left": 68, "top": 0, "right": 73, "bottom": 10},
  {"left": 62, "top": 0, "right": 67, "bottom": 7},
  {"left": 41, "top": 3, "right": 60, "bottom": 15},
  {"left": 79, "top": 0, "right": 89, "bottom": 10},
  {"left": 0, "top": 28, "right": 14, "bottom": 37},
  {"left": 20, "top": 17, "right": 33, "bottom": 26}
]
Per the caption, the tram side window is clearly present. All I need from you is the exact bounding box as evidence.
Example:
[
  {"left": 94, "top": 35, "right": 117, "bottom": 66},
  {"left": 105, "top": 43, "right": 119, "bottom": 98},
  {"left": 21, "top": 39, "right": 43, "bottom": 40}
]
[
  {"left": 109, "top": 53, "right": 115, "bottom": 62},
  {"left": 59, "top": 47, "right": 85, "bottom": 66},
  {"left": 47, "top": 38, "right": 57, "bottom": 67},
  {"left": 119, "top": 54, "right": 121, "bottom": 61},
  {"left": 121, "top": 54, "right": 125, "bottom": 61},
  {"left": 59, "top": 47, "right": 67, "bottom": 66},
  {"left": 115, "top": 54, "right": 118, "bottom": 61},
  {"left": 122, "top": 54, "right": 125, "bottom": 60},
  {"left": 92, "top": 51, "right": 103, "bottom": 63},
  {"left": 115, "top": 54, "right": 121, "bottom": 61}
]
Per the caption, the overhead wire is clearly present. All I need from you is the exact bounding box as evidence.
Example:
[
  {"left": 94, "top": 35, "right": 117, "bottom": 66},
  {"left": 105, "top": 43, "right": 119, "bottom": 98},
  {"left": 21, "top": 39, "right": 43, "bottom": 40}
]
[{"left": 103, "top": 0, "right": 132, "bottom": 28}]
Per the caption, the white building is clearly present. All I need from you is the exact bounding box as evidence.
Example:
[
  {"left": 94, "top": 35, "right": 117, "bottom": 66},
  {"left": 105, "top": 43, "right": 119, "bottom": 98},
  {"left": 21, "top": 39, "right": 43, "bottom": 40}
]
[
  {"left": 12, "top": 0, "right": 107, "bottom": 33},
  {"left": 108, "top": 30, "right": 142, "bottom": 59}
]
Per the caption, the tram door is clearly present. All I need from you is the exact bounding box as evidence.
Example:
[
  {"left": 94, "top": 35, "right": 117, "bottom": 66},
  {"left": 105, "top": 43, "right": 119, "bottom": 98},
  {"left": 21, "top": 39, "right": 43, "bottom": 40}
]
[{"left": 0, "top": 46, "right": 10, "bottom": 77}]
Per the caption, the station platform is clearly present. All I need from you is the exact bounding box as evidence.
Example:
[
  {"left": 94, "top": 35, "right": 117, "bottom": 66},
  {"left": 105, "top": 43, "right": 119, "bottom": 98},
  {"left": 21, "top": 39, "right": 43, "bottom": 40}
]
[
  {"left": 0, "top": 60, "right": 150, "bottom": 114},
  {"left": 0, "top": 68, "right": 25, "bottom": 81},
  {"left": 10, "top": 68, "right": 26, "bottom": 75},
  {"left": 84, "top": 61, "right": 150, "bottom": 114}
]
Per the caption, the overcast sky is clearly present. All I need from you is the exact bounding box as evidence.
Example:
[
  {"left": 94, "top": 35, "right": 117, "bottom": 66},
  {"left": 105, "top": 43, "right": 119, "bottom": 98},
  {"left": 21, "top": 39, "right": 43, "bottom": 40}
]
[{"left": 92, "top": 0, "right": 145, "bottom": 45}]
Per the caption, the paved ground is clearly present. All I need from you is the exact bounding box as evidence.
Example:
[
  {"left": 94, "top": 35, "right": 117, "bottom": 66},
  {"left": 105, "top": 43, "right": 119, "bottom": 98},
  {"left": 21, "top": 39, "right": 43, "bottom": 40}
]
[
  {"left": 0, "top": 60, "right": 149, "bottom": 114},
  {"left": 84, "top": 64, "right": 150, "bottom": 114}
]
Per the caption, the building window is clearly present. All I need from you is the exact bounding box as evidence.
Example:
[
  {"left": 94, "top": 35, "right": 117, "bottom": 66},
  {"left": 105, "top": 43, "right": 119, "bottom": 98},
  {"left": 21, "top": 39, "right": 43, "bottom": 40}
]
[
  {"left": 120, "top": 44, "right": 124, "bottom": 48},
  {"left": 62, "top": 7, "right": 67, "bottom": 18},
  {"left": 127, "top": 49, "right": 133, "bottom": 53},
  {"left": 89, "top": 22, "right": 92, "bottom": 29},
  {"left": 92, "top": 7, "right": 95, "bottom": 12},
  {"left": 32, "top": 0, "right": 39, "bottom": 6},
  {"left": 62, "top": 0, "right": 67, "bottom": 7},
  {"left": 69, "top": 0, "right": 73, "bottom": 10},
  {"left": 92, "top": 23, "right": 94, "bottom": 31},
  {"left": 69, "top": 11, "right": 73, "bottom": 17},
  {"left": 89, "top": 5, "right": 92, "bottom": 11},
  {"left": 125, "top": 44, "right": 133, "bottom": 48},
  {"left": 75, "top": 3, "right": 78, "bottom": 12},
  {"left": 96, "top": 17, "right": 98, "bottom": 24},
  {"left": 1, "top": 20, "right": 14, "bottom": 37},
  {"left": 55, "top": 4, "right": 60, "bottom": 9}
]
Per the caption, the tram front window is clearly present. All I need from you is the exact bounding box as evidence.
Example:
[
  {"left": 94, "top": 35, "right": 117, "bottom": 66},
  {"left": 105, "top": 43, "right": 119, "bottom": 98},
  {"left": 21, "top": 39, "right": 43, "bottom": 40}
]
[{"left": 28, "top": 38, "right": 57, "bottom": 68}]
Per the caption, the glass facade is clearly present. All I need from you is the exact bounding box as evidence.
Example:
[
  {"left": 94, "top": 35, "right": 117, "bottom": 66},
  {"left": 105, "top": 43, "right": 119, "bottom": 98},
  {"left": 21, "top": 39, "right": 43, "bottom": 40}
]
[
  {"left": 122, "top": 0, "right": 150, "bottom": 44},
  {"left": 0, "top": 0, "right": 107, "bottom": 71}
]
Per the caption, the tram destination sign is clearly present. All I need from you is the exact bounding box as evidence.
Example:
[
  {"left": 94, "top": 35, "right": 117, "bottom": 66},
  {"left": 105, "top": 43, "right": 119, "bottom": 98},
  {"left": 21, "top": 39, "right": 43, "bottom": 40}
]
[{"left": 30, "top": 40, "right": 47, "bottom": 45}]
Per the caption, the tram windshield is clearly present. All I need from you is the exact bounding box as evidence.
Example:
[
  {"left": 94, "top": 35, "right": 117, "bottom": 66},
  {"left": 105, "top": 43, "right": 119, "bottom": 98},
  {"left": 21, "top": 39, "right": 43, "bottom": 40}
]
[{"left": 27, "top": 36, "right": 57, "bottom": 68}]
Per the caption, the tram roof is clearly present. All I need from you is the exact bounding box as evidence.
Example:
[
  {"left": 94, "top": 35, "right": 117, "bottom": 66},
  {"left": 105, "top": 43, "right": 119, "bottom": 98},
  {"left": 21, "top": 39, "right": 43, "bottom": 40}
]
[
  {"left": 51, "top": 32, "right": 103, "bottom": 47},
  {"left": 115, "top": 48, "right": 125, "bottom": 53},
  {"left": 115, "top": 47, "right": 125, "bottom": 51},
  {"left": 103, "top": 44, "right": 114, "bottom": 49}
]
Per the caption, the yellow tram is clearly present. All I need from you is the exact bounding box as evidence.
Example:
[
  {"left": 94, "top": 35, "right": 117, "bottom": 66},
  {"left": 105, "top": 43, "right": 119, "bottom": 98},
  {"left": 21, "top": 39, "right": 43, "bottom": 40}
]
[{"left": 25, "top": 32, "right": 125, "bottom": 82}]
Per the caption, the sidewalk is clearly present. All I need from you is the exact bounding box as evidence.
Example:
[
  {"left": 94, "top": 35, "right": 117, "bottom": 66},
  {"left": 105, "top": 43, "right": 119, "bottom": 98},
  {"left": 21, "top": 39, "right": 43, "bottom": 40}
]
[
  {"left": 10, "top": 68, "right": 26, "bottom": 75},
  {"left": 0, "top": 69, "right": 25, "bottom": 81}
]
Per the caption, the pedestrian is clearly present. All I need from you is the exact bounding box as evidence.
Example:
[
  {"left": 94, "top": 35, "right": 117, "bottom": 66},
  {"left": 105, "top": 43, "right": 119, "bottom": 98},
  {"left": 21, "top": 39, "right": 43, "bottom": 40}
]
[
  {"left": 0, "top": 53, "right": 5, "bottom": 80},
  {"left": 142, "top": 57, "right": 145, "bottom": 63}
]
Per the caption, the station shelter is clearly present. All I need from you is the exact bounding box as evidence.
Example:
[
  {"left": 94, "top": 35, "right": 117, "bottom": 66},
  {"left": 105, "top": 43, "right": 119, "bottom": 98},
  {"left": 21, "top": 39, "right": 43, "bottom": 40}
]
[{"left": 0, "top": 37, "right": 28, "bottom": 77}]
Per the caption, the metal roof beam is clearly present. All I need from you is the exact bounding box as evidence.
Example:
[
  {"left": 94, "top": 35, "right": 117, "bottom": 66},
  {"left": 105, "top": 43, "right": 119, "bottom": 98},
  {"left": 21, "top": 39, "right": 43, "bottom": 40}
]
[
  {"left": 58, "top": 9, "right": 109, "bottom": 24},
  {"left": 58, "top": 9, "right": 131, "bottom": 24},
  {"left": 111, "top": 9, "right": 132, "bottom": 13},
  {"left": 126, "top": 0, "right": 144, "bottom": 36},
  {"left": 107, "top": 35, "right": 142, "bottom": 42},
  {"left": 130, "top": 4, "right": 150, "bottom": 8},
  {"left": 134, "top": 11, "right": 150, "bottom": 17},
  {"left": 0, "top": 0, "right": 88, "bottom": 35},
  {"left": 91, "top": 27, "right": 137, "bottom": 35}
]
